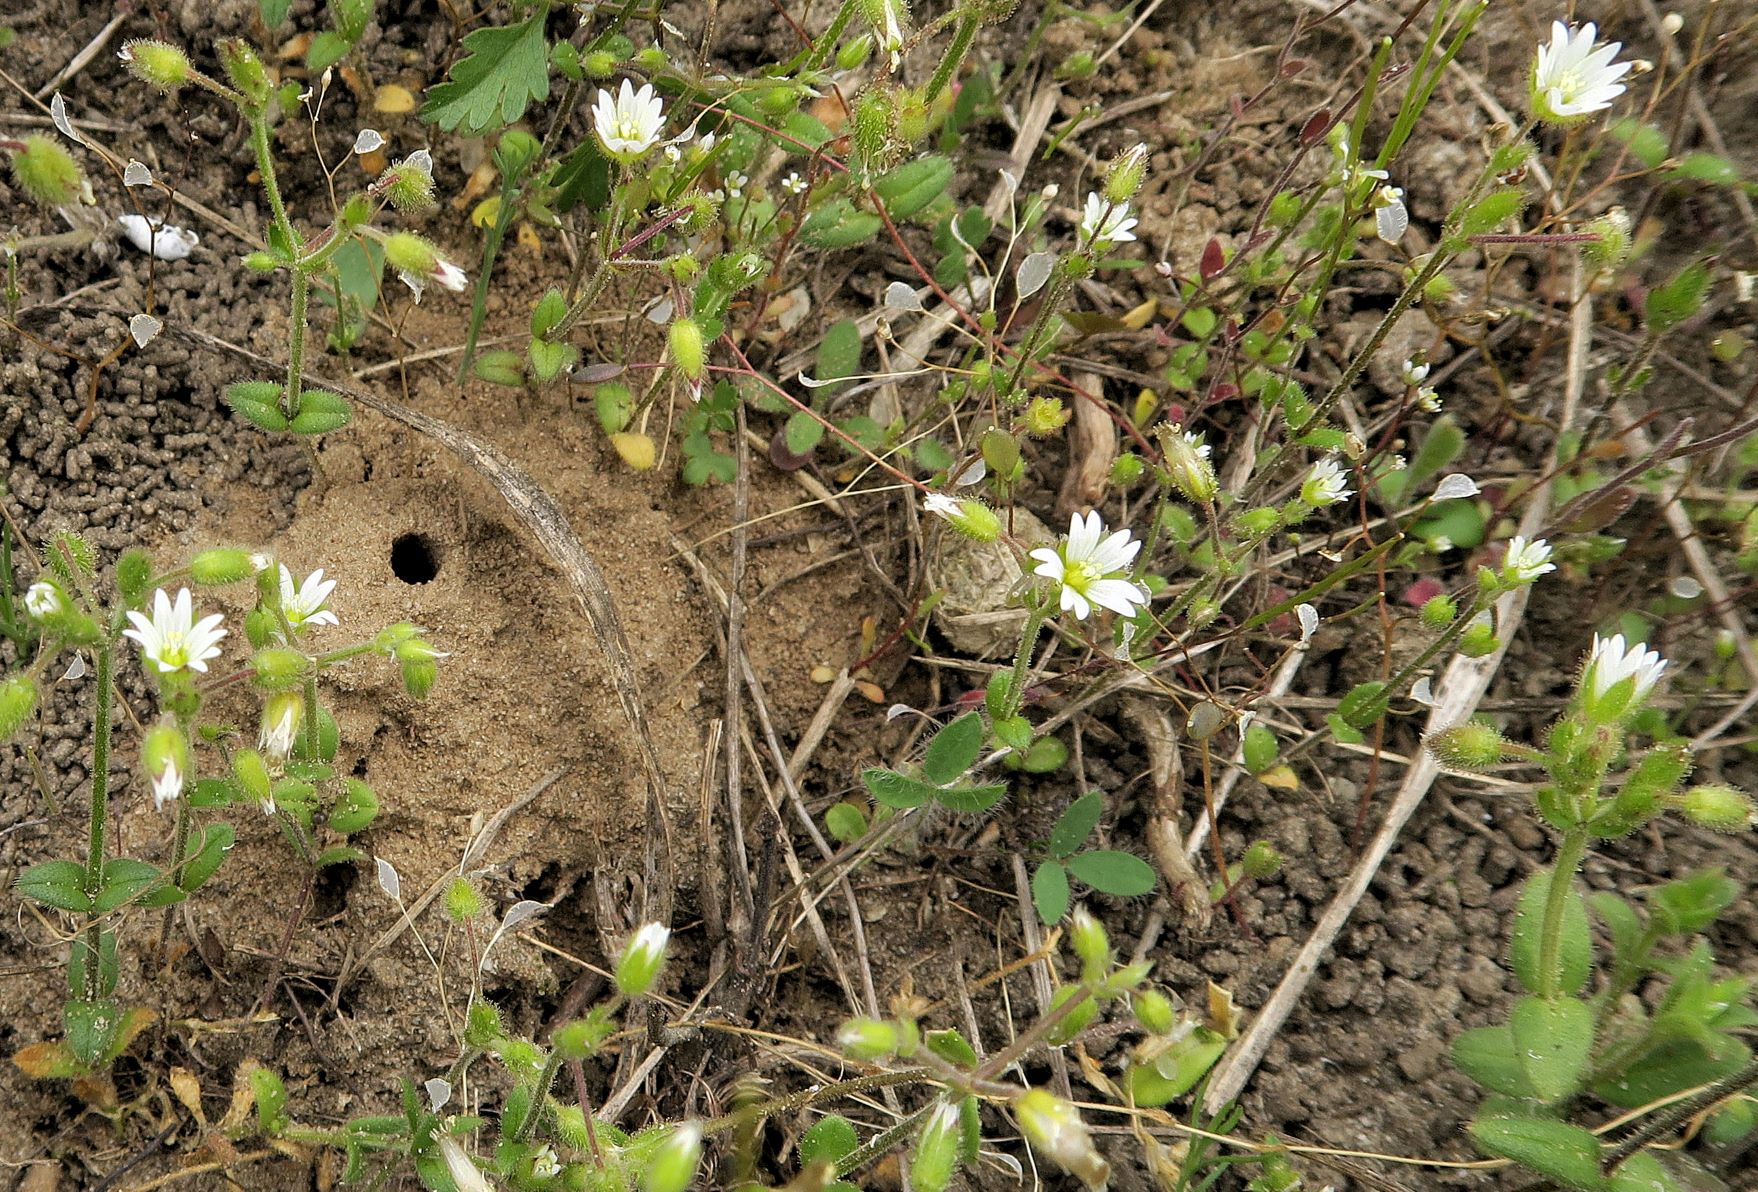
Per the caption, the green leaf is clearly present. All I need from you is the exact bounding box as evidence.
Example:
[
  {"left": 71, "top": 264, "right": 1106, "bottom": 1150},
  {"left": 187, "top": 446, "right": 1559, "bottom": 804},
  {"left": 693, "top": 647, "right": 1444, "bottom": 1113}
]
[
  {"left": 528, "top": 337, "right": 578, "bottom": 384},
  {"left": 530, "top": 289, "right": 568, "bottom": 339},
  {"left": 179, "top": 824, "right": 236, "bottom": 893},
  {"left": 1510, "top": 869, "right": 1593, "bottom": 996},
  {"left": 1650, "top": 867, "right": 1739, "bottom": 936},
  {"left": 785, "top": 410, "right": 825, "bottom": 456},
  {"left": 225, "top": 380, "right": 290, "bottom": 433},
  {"left": 824, "top": 800, "right": 868, "bottom": 843},
  {"left": 1336, "top": 680, "right": 1389, "bottom": 731},
  {"left": 306, "top": 30, "right": 353, "bottom": 74},
  {"left": 330, "top": 780, "right": 380, "bottom": 834},
  {"left": 315, "top": 845, "right": 367, "bottom": 868},
  {"left": 798, "top": 199, "right": 882, "bottom": 249},
  {"left": 934, "top": 781, "right": 1008, "bottom": 813},
  {"left": 814, "top": 319, "right": 863, "bottom": 393},
  {"left": 1645, "top": 261, "right": 1710, "bottom": 334},
  {"left": 1242, "top": 724, "right": 1279, "bottom": 775},
  {"left": 1033, "top": 861, "right": 1071, "bottom": 924},
  {"left": 552, "top": 140, "right": 611, "bottom": 214},
  {"left": 289, "top": 390, "right": 352, "bottom": 435},
  {"left": 1049, "top": 792, "right": 1103, "bottom": 858},
  {"left": 1607, "top": 119, "right": 1669, "bottom": 170},
  {"left": 873, "top": 154, "right": 955, "bottom": 220},
  {"left": 1593, "top": 1036, "right": 1752, "bottom": 1108},
  {"left": 1511, "top": 995, "right": 1595, "bottom": 1102},
  {"left": 863, "top": 767, "right": 941, "bottom": 809},
  {"left": 1607, "top": 1152, "right": 1679, "bottom": 1192},
  {"left": 420, "top": 15, "right": 552, "bottom": 136},
  {"left": 1669, "top": 151, "right": 1742, "bottom": 187},
  {"left": 1450, "top": 1025, "right": 1536, "bottom": 1097},
  {"left": 15, "top": 859, "right": 91, "bottom": 912},
  {"left": 800, "top": 1116, "right": 860, "bottom": 1165},
  {"left": 925, "top": 1029, "right": 979, "bottom": 1068},
  {"left": 992, "top": 714, "right": 1032, "bottom": 754},
  {"left": 922, "top": 712, "right": 984, "bottom": 785},
  {"left": 1458, "top": 186, "right": 1525, "bottom": 236},
  {"left": 64, "top": 998, "right": 120, "bottom": 1070},
  {"left": 1066, "top": 851, "right": 1157, "bottom": 897},
  {"left": 1326, "top": 712, "right": 1364, "bottom": 745},
  {"left": 259, "top": 0, "right": 294, "bottom": 26},
  {"left": 1468, "top": 1115, "right": 1607, "bottom": 1190},
  {"left": 780, "top": 110, "right": 833, "bottom": 152},
  {"left": 94, "top": 858, "right": 162, "bottom": 912},
  {"left": 1589, "top": 892, "right": 1644, "bottom": 963}
]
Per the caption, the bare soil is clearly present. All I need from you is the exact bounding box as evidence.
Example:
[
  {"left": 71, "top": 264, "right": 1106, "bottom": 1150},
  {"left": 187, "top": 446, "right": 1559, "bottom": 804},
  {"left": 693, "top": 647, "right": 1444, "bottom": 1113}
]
[{"left": 3, "top": 1, "right": 1756, "bottom": 1190}]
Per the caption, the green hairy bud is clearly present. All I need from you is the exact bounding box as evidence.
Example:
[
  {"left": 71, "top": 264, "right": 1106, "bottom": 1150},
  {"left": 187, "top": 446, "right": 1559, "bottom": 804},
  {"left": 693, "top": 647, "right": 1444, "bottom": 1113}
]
[
  {"left": 10, "top": 135, "right": 85, "bottom": 206},
  {"left": 120, "top": 40, "right": 192, "bottom": 90}
]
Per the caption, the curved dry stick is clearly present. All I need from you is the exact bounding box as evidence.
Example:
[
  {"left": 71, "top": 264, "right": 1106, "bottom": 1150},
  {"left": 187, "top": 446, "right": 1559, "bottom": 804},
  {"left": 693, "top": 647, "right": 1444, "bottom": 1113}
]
[{"left": 179, "top": 326, "right": 675, "bottom": 929}]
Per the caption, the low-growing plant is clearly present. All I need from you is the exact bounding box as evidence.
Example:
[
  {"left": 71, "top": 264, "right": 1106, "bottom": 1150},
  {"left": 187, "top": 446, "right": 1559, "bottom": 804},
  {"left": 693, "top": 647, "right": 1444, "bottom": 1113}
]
[{"left": 5, "top": 535, "right": 441, "bottom": 1082}]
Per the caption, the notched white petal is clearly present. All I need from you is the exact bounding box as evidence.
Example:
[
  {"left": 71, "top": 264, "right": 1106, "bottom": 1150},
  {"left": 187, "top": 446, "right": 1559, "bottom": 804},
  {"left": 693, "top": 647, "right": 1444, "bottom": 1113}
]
[{"left": 128, "top": 313, "right": 163, "bottom": 348}]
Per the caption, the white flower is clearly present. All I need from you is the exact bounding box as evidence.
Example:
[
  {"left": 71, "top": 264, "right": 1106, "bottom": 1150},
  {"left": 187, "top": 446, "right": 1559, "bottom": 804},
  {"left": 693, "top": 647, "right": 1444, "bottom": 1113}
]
[
  {"left": 1416, "top": 387, "right": 1442, "bottom": 413},
  {"left": 923, "top": 493, "right": 960, "bottom": 518},
  {"left": 117, "top": 214, "right": 199, "bottom": 260},
  {"left": 1581, "top": 632, "right": 1666, "bottom": 710},
  {"left": 260, "top": 692, "right": 302, "bottom": 761},
  {"left": 279, "top": 565, "right": 339, "bottom": 631},
  {"left": 591, "top": 79, "right": 665, "bottom": 162},
  {"left": 1401, "top": 359, "right": 1430, "bottom": 386},
  {"left": 437, "top": 1137, "right": 495, "bottom": 1192},
  {"left": 725, "top": 169, "right": 749, "bottom": 198},
  {"left": 1501, "top": 536, "right": 1555, "bottom": 585},
  {"left": 249, "top": 552, "right": 274, "bottom": 573},
  {"left": 149, "top": 754, "right": 183, "bottom": 811},
  {"left": 1532, "top": 22, "right": 1632, "bottom": 122},
  {"left": 1372, "top": 184, "right": 1408, "bottom": 243},
  {"left": 1331, "top": 131, "right": 1389, "bottom": 189},
  {"left": 1163, "top": 426, "right": 1218, "bottom": 504},
  {"left": 876, "top": 0, "right": 907, "bottom": 65},
  {"left": 1029, "top": 511, "right": 1148, "bottom": 621},
  {"left": 25, "top": 581, "right": 63, "bottom": 620},
  {"left": 782, "top": 171, "right": 807, "bottom": 195},
  {"left": 123, "top": 588, "right": 227, "bottom": 674},
  {"left": 1301, "top": 458, "right": 1352, "bottom": 507},
  {"left": 1079, "top": 192, "right": 1138, "bottom": 249},
  {"left": 432, "top": 258, "right": 468, "bottom": 292},
  {"left": 664, "top": 143, "right": 683, "bottom": 164}
]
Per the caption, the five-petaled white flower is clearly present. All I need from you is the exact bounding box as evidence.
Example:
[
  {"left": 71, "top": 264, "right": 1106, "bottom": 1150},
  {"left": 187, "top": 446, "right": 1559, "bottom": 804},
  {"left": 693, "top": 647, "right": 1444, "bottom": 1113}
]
[
  {"left": 1029, "top": 511, "right": 1148, "bottom": 621},
  {"left": 25, "top": 581, "right": 63, "bottom": 620},
  {"left": 1401, "top": 359, "right": 1430, "bottom": 386},
  {"left": 279, "top": 565, "right": 339, "bottom": 631},
  {"left": 782, "top": 171, "right": 807, "bottom": 195},
  {"left": 1532, "top": 22, "right": 1632, "bottom": 122},
  {"left": 123, "top": 588, "right": 227, "bottom": 674},
  {"left": 1079, "top": 192, "right": 1138, "bottom": 249},
  {"left": 591, "top": 79, "right": 665, "bottom": 162},
  {"left": 1580, "top": 632, "right": 1666, "bottom": 715},
  {"left": 1500, "top": 536, "right": 1555, "bottom": 585},
  {"left": 1301, "top": 458, "right": 1352, "bottom": 507}
]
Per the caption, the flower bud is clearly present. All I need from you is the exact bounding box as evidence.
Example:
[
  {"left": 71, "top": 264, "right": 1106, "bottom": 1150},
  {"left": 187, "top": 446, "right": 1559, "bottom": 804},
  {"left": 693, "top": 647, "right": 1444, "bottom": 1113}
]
[
  {"left": 615, "top": 922, "right": 671, "bottom": 996},
  {"left": 1419, "top": 593, "right": 1457, "bottom": 628},
  {"left": 1015, "top": 1089, "right": 1110, "bottom": 1189},
  {"left": 837, "top": 33, "right": 875, "bottom": 70},
  {"left": 1068, "top": 907, "right": 1110, "bottom": 979},
  {"left": 1133, "top": 989, "right": 1175, "bottom": 1034},
  {"left": 1241, "top": 841, "right": 1283, "bottom": 879},
  {"left": 245, "top": 606, "right": 277, "bottom": 650},
  {"left": 668, "top": 317, "right": 706, "bottom": 383},
  {"left": 1104, "top": 143, "right": 1149, "bottom": 204},
  {"left": 836, "top": 1016, "right": 903, "bottom": 1060},
  {"left": 1425, "top": 721, "right": 1508, "bottom": 770},
  {"left": 437, "top": 1137, "right": 494, "bottom": 1192},
  {"left": 1157, "top": 425, "right": 1218, "bottom": 505},
  {"left": 0, "top": 674, "right": 39, "bottom": 739},
  {"left": 190, "top": 548, "right": 255, "bottom": 586},
  {"left": 217, "top": 39, "right": 271, "bottom": 107},
  {"left": 582, "top": 48, "right": 619, "bottom": 77},
  {"left": 232, "top": 748, "right": 273, "bottom": 804},
  {"left": 120, "top": 40, "right": 192, "bottom": 90},
  {"left": 394, "top": 638, "right": 446, "bottom": 699},
  {"left": 464, "top": 997, "right": 506, "bottom": 1047},
  {"left": 382, "top": 231, "right": 441, "bottom": 278},
  {"left": 1111, "top": 453, "right": 1145, "bottom": 485},
  {"left": 252, "top": 647, "right": 309, "bottom": 689},
  {"left": 641, "top": 1122, "right": 702, "bottom": 1192},
  {"left": 259, "top": 690, "right": 303, "bottom": 760},
  {"left": 445, "top": 876, "right": 485, "bottom": 921},
  {"left": 852, "top": 85, "right": 901, "bottom": 176},
  {"left": 910, "top": 1101, "right": 964, "bottom": 1192},
  {"left": 10, "top": 135, "right": 85, "bottom": 207},
  {"left": 378, "top": 156, "right": 436, "bottom": 212},
  {"left": 923, "top": 494, "right": 1000, "bottom": 541},
  {"left": 142, "top": 720, "right": 188, "bottom": 811},
  {"left": 1021, "top": 395, "right": 1070, "bottom": 436},
  {"left": 1044, "top": 985, "right": 1099, "bottom": 1045},
  {"left": 553, "top": 1008, "right": 614, "bottom": 1060},
  {"left": 1459, "top": 613, "right": 1499, "bottom": 657},
  {"left": 1680, "top": 784, "right": 1756, "bottom": 833}
]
